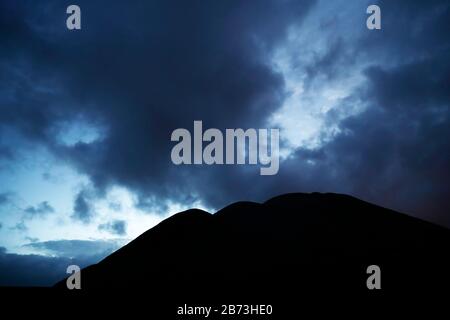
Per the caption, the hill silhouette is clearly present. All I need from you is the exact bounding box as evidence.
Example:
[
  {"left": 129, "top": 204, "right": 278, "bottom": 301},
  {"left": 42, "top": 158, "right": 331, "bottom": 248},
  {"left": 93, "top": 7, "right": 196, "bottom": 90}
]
[{"left": 54, "top": 192, "right": 450, "bottom": 295}]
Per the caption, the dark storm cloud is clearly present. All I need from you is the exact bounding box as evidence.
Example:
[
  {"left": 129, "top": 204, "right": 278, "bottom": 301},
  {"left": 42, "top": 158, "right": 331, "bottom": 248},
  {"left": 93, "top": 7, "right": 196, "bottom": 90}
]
[
  {"left": 341, "top": 57, "right": 450, "bottom": 225},
  {"left": 0, "top": 246, "right": 110, "bottom": 286},
  {"left": 24, "top": 201, "right": 54, "bottom": 219},
  {"left": 0, "top": 247, "right": 71, "bottom": 287},
  {"left": 98, "top": 220, "right": 127, "bottom": 236},
  {"left": 0, "top": 0, "right": 315, "bottom": 211},
  {"left": 173, "top": 0, "right": 450, "bottom": 228},
  {"left": 254, "top": 0, "right": 450, "bottom": 226},
  {"left": 0, "top": 0, "right": 449, "bottom": 227},
  {"left": 50, "top": 0, "right": 318, "bottom": 211},
  {"left": 71, "top": 189, "right": 94, "bottom": 223},
  {"left": 359, "top": 0, "right": 450, "bottom": 60},
  {"left": 326, "top": 0, "right": 450, "bottom": 225},
  {"left": 169, "top": 0, "right": 450, "bottom": 227}
]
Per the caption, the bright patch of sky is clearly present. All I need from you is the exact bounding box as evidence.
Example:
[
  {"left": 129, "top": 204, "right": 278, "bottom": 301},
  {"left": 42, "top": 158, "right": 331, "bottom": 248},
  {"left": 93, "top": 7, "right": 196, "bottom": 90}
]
[
  {"left": 0, "top": 121, "right": 209, "bottom": 257},
  {"left": 270, "top": 0, "right": 372, "bottom": 157},
  {"left": 52, "top": 116, "right": 106, "bottom": 146}
]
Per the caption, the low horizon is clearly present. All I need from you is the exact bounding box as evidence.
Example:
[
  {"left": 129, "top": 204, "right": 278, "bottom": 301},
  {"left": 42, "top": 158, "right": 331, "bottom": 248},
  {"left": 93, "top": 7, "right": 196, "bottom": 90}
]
[{"left": 2, "top": 191, "right": 449, "bottom": 287}]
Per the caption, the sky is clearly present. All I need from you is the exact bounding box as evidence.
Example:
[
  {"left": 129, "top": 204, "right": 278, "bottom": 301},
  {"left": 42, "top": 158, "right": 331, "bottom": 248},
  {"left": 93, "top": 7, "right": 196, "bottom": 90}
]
[{"left": 0, "top": 0, "right": 449, "bottom": 286}]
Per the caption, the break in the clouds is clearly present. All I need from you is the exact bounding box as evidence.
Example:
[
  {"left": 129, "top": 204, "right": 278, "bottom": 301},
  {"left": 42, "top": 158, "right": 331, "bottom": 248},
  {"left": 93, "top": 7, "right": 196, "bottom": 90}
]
[{"left": 0, "top": 0, "right": 449, "bottom": 285}]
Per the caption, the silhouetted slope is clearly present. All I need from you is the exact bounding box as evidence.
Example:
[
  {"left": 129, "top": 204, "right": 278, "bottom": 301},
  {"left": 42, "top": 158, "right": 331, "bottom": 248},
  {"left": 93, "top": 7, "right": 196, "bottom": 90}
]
[{"left": 55, "top": 193, "right": 450, "bottom": 294}]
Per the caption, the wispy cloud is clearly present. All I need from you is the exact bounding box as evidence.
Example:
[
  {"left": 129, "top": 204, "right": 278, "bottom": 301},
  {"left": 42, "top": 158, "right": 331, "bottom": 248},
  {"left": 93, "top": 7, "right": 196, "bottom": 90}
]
[{"left": 23, "top": 239, "right": 125, "bottom": 259}]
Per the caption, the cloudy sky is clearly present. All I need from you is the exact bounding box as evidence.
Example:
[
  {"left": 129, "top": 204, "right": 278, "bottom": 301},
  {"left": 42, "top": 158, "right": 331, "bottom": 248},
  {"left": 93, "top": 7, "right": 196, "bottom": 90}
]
[{"left": 0, "top": 0, "right": 449, "bottom": 286}]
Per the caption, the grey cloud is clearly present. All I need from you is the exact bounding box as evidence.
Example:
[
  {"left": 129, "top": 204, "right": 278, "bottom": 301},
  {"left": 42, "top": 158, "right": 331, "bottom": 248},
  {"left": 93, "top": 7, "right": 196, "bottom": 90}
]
[
  {"left": 11, "top": 221, "right": 27, "bottom": 232},
  {"left": 24, "top": 201, "right": 54, "bottom": 219},
  {"left": 71, "top": 189, "right": 94, "bottom": 224},
  {"left": 98, "top": 220, "right": 127, "bottom": 236},
  {"left": 0, "top": 192, "right": 12, "bottom": 206}
]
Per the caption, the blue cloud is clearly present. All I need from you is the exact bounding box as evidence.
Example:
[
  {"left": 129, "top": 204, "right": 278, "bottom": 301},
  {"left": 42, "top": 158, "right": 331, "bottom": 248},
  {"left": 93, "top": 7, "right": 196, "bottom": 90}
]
[
  {"left": 70, "top": 190, "right": 94, "bottom": 224},
  {"left": 0, "top": 246, "right": 109, "bottom": 287},
  {"left": 0, "top": 192, "right": 12, "bottom": 206},
  {"left": 24, "top": 201, "right": 54, "bottom": 219},
  {"left": 11, "top": 221, "right": 27, "bottom": 232},
  {"left": 98, "top": 220, "right": 127, "bottom": 236}
]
